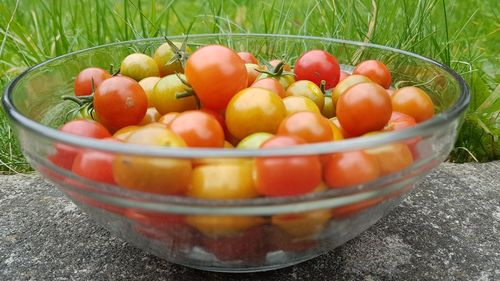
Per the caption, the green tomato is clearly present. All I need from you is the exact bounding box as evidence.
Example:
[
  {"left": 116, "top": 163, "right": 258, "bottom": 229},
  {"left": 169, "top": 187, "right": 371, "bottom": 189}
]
[{"left": 236, "top": 132, "right": 274, "bottom": 149}]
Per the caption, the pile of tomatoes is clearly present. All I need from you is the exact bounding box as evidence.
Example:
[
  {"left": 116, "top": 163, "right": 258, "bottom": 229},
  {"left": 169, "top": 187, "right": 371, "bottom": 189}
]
[{"left": 51, "top": 39, "right": 435, "bottom": 199}]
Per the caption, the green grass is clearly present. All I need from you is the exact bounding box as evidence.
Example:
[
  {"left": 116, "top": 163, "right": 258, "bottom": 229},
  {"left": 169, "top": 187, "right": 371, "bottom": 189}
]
[{"left": 0, "top": 0, "right": 498, "bottom": 173}]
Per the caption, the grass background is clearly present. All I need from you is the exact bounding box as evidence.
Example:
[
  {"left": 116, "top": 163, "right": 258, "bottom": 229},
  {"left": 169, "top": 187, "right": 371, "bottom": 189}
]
[{"left": 0, "top": 0, "right": 498, "bottom": 173}]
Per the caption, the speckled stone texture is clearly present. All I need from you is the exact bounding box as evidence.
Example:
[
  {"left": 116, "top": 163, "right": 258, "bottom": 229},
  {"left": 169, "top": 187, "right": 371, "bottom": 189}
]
[{"left": 1, "top": 162, "right": 499, "bottom": 281}]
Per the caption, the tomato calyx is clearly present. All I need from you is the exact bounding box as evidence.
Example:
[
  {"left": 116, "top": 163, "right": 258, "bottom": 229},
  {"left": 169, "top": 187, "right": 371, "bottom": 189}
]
[
  {"left": 164, "top": 36, "right": 190, "bottom": 72},
  {"left": 257, "top": 60, "right": 294, "bottom": 79},
  {"left": 319, "top": 80, "right": 333, "bottom": 97}
]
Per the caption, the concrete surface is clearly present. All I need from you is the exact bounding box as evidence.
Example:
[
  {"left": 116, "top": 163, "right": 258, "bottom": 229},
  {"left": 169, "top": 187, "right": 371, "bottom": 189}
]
[{"left": 0, "top": 162, "right": 499, "bottom": 280}]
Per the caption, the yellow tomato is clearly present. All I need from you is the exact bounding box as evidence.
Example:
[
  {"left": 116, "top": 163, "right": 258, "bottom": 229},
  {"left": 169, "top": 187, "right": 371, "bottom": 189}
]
[
  {"left": 282, "top": 96, "right": 321, "bottom": 116},
  {"left": 286, "top": 80, "right": 325, "bottom": 111},
  {"left": 331, "top": 74, "right": 372, "bottom": 105},
  {"left": 113, "top": 126, "right": 192, "bottom": 195},
  {"left": 138, "top": 76, "right": 161, "bottom": 107},
  {"left": 150, "top": 74, "right": 197, "bottom": 115},
  {"left": 120, "top": 53, "right": 159, "bottom": 81},
  {"left": 138, "top": 107, "right": 161, "bottom": 125},
  {"left": 322, "top": 96, "right": 336, "bottom": 118},
  {"left": 271, "top": 210, "right": 332, "bottom": 239},
  {"left": 153, "top": 42, "right": 191, "bottom": 77},
  {"left": 236, "top": 132, "right": 274, "bottom": 149},
  {"left": 113, "top": 125, "right": 140, "bottom": 141},
  {"left": 225, "top": 88, "right": 286, "bottom": 140}
]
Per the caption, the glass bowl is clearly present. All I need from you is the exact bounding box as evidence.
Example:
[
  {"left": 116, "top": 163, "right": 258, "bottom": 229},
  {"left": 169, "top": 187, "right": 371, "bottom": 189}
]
[{"left": 2, "top": 34, "right": 469, "bottom": 272}]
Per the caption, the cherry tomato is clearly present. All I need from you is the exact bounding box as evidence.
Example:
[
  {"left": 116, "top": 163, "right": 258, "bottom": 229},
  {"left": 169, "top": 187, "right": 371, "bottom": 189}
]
[
  {"left": 323, "top": 151, "right": 380, "bottom": 188},
  {"left": 384, "top": 111, "right": 421, "bottom": 159},
  {"left": 331, "top": 74, "right": 372, "bottom": 105},
  {"left": 329, "top": 121, "right": 344, "bottom": 141},
  {"left": 113, "top": 125, "right": 140, "bottom": 141},
  {"left": 391, "top": 86, "right": 435, "bottom": 122},
  {"left": 236, "top": 132, "right": 274, "bottom": 149},
  {"left": 199, "top": 108, "right": 228, "bottom": 137},
  {"left": 336, "top": 82, "right": 392, "bottom": 136},
  {"left": 322, "top": 96, "right": 336, "bottom": 118},
  {"left": 153, "top": 41, "right": 190, "bottom": 76},
  {"left": 365, "top": 143, "right": 413, "bottom": 175},
  {"left": 271, "top": 210, "right": 331, "bottom": 239},
  {"left": 94, "top": 76, "right": 148, "bottom": 132},
  {"left": 294, "top": 50, "right": 340, "bottom": 89},
  {"left": 188, "top": 160, "right": 258, "bottom": 199},
  {"left": 49, "top": 119, "right": 112, "bottom": 169},
  {"left": 331, "top": 197, "right": 383, "bottom": 219},
  {"left": 157, "top": 112, "right": 180, "bottom": 126},
  {"left": 150, "top": 74, "right": 197, "bottom": 115},
  {"left": 72, "top": 138, "right": 118, "bottom": 184},
  {"left": 169, "top": 110, "right": 225, "bottom": 148},
  {"left": 251, "top": 77, "right": 286, "bottom": 98},
  {"left": 74, "top": 67, "right": 111, "bottom": 96},
  {"left": 185, "top": 45, "right": 247, "bottom": 110},
  {"left": 225, "top": 88, "right": 286, "bottom": 140},
  {"left": 255, "top": 135, "right": 322, "bottom": 196},
  {"left": 282, "top": 96, "right": 321, "bottom": 116},
  {"left": 112, "top": 126, "right": 192, "bottom": 194},
  {"left": 286, "top": 80, "right": 325, "bottom": 110},
  {"left": 353, "top": 60, "right": 392, "bottom": 89},
  {"left": 277, "top": 112, "right": 333, "bottom": 143},
  {"left": 256, "top": 73, "right": 295, "bottom": 90},
  {"left": 186, "top": 215, "right": 265, "bottom": 238},
  {"left": 245, "top": 63, "right": 263, "bottom": 86},
  {"left": 138, "top": 107, "right": 161, "bottom": 125},
  {"left": 237, "top": 51, "right": 259, "bottom": 64},
  {"left": 120, "top": 53, "right": 159, "bottom": 81},
  {"left": 138, "top": 76, "right": 161, "bottom": 106},
  {"left": 339, "top": 71, "right": 350, "bottom": 82},
  {"left": 330, "top": 117, "right": 353, "bottom": 139}
]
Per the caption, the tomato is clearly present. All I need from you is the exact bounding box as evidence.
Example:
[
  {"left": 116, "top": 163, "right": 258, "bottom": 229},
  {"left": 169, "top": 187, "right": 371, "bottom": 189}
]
[
  {"left": 150, "top": 74, "right": 197, "bottom": 115},
  {"left": 245, "top": 63, "right": 263, "bottom": 86},
  {"left": 331, "top": 197, "right": 383, "bottom": 219},
  {"left": 329, "top": 121, "right": 344, "bottom": 141},
  {"left": 336, "top": 82, "right": 392, "bottom": 136},
  {"left": 251, "top": 77, "right": 286, "bottom": 98},
  {"left": 157, "top": 112, "right": 180, "bottom": 126},
  {"left": 199, "top": 108, "right": 228, "bottom": 137},
  {"left": 255, "top": 135, "right": 322, "bottom": 196},
  {"left": 323, "top": 151, "right": 380, "bottom": 188},
  {"left": 138, "top": 76, "right": 161, "bottom": 106},
  {"left": 169, "top": 110, "right": 225, "bottom": 148},
  {"left": 385, "top": 111, "right": 417, "bottom": 131},
  {"left": 294, "top": 50, "right": 340, "bottom": 89},
  {"left": 225, "top": 88, "right": 286, "bottom": 140},
  {"left": 237, "top": 51, "right": 259, "bottom": 64},
  {"left": 271, "top": 210, "right": 331, "bottom": 239},
  {"left": 331, "top": 74, "right": 372, "bottom": 105},
  {"left": 365, "top": 143, "right": 413, "bottom": 175},
  {"left": 277, "top": 112, "right": 333, "bottom": 143},
  {"left": 112, "top": 126, "right": 192, "bottom": 194},
  {"left": 72, "top": 138, "right": 118, "bottom": 184},
  {"left": 188, "top": 160, "right": 258, "bottom": 199},
  {"left": 330, "top": 117, "right": 353, "bottom": 139},
  {"left": 256, "top": 73, "right": 295, "bottom": 90},
  {"left": 113, "top": 125, "right": 140, "bottom": 141},
  {"left": 186, "top": 215, "right": 265, "bottom": 238},
  {"left": 138, "top": 107, "right": 161, "bottom": 125},
  {"left": 391, "top": 86, "right": 435, "bottom": 122},
  {"left": 120, "top": 53, "right": 159, "bottom": 81},
  {"left": 185, "top": 45, "right": 247, "bottom": 110},
  {"left": 94, "top": 76, "right": 148, "bottom": 132},
  {"left": 74, "top": 67, "right": 111, "bottom": 96},
  {"left": 153, "top": 41, "right": 190, "bottom": 76},
  {"left": 353, "top": 60, "right": 392, "bottom": 89},
  {"left": 236, "top": 132, "right": 273, "bottom": 149},
  {"left": 322, "top": 96, "right": 336, "bottom": 118},
  {"left": 285, "top": 80, "right": 325, "bottom": 110},
  {"left": 49, "top": 119, "right": 112, "bottom": 169},
  {"left": 282, "top": 96, "right": 321, "bottom": 116}
]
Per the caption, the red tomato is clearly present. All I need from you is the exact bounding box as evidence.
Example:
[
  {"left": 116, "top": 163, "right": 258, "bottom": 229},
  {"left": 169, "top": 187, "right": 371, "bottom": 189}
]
[
  {"left": 391, "top": 86, "right": 435, "bottom": 122},
  {"left": 169, "top": 110, "right": 225, "bottom": 148},
  {"left": 74, "top": 67, "right": 111, "bottom": 96},
  {"left": 94, "top": 76, "right": 148, "bottom": 132},
  {"left": 251, "top": 77, "right": 287, "bottom": 98},
  {"left": 49, "top": 119, "right": 112, "bottom": 169},
  {"left": 385, "top": 111, "right": 417, "bottom": 131},
  {"left": 277, "top": 112, "right": 333, "bottom": 143},
  {"left": 336, "top": 82, "right": 392, "bottom": 136},
  {"left": 323, "top": 151, "right": 380, "bottom": 188},
  {"left": 255, "top": 136, "right": 322, "bottom": 196},
  {"left": 237, "top": 51, "right": 259, "bottom": 64},
  {"left": 353, "top": 60, "right": 392, "bottom": 89},
  {"left": 199, "top": 108, "right": 228, "bottom": 137},
  {"left": 185, "top": 45, "right": 248, "bottom": 110},
  {"left": 294, "top": 50, "right": 340, "bottom": 89},
  {"left": 72, "top": 138, "right": 118, "bottom": 184}
]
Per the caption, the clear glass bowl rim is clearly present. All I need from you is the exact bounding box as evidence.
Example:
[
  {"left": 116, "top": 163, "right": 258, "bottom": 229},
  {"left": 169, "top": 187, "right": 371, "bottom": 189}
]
[{"left": 1, "top": 33, "right": 470, "bottom": 215}]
